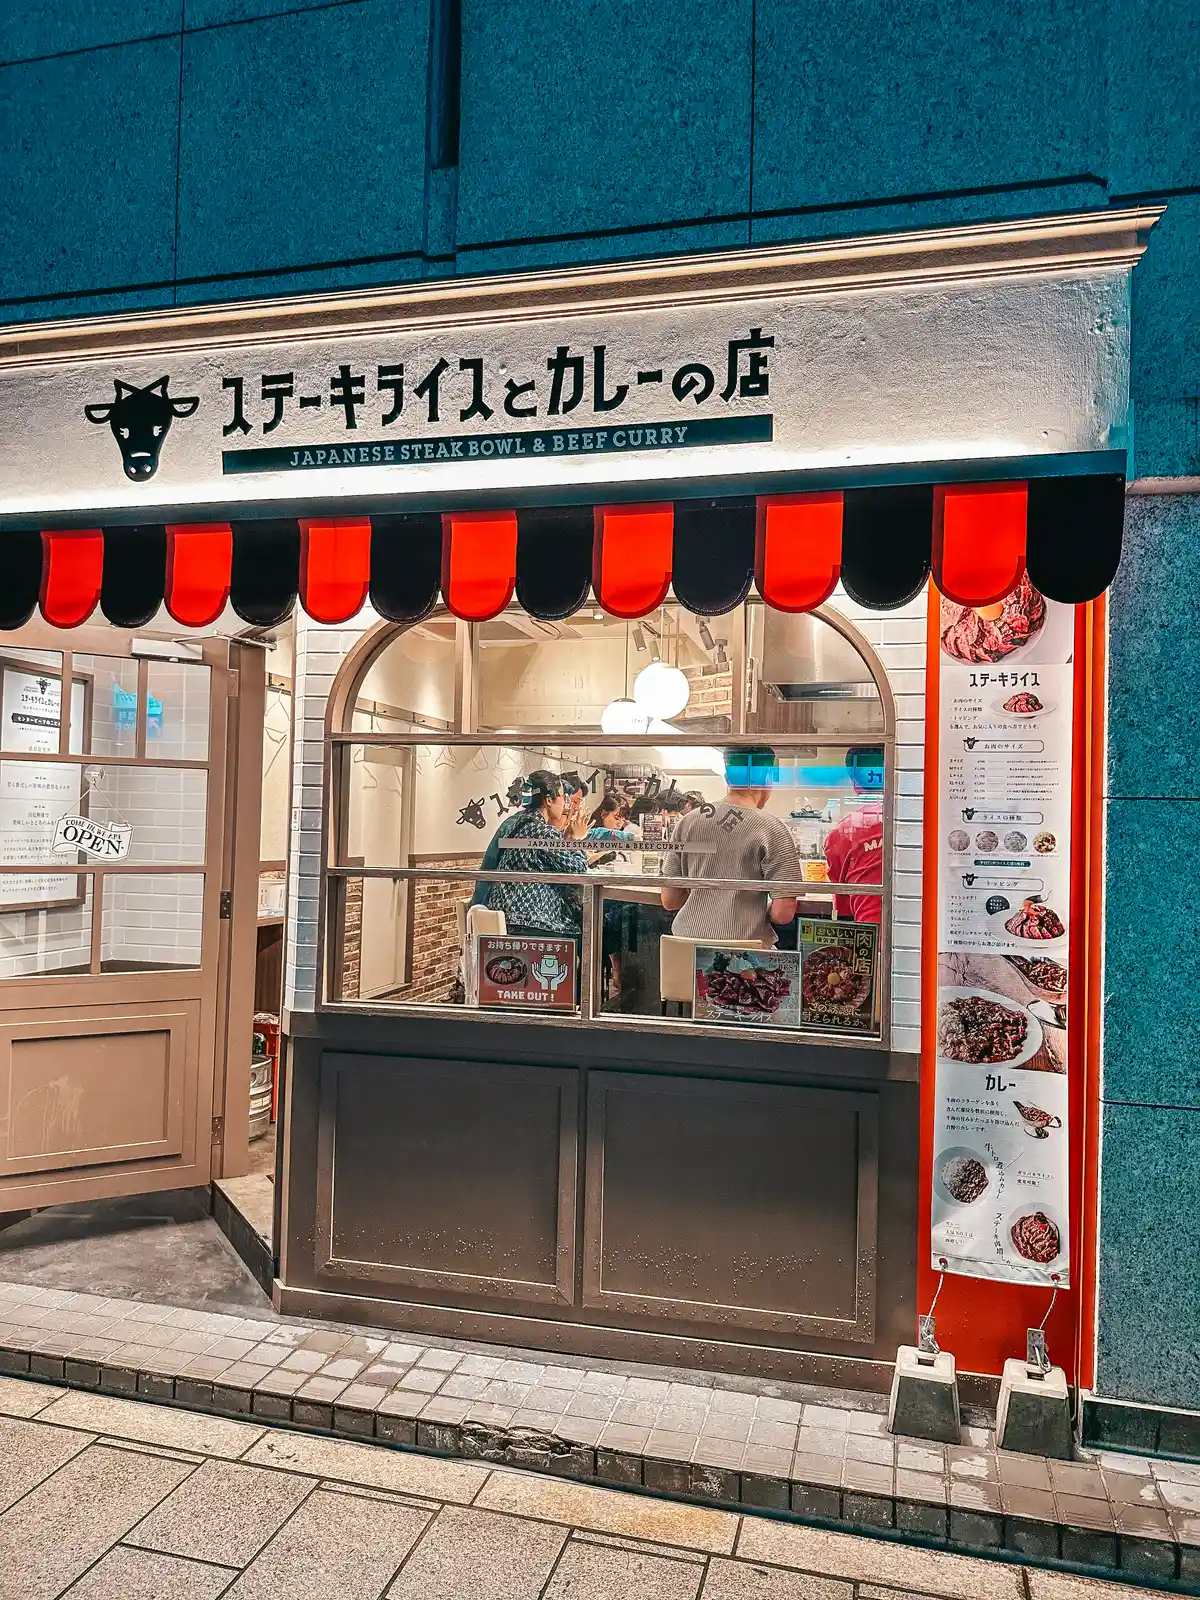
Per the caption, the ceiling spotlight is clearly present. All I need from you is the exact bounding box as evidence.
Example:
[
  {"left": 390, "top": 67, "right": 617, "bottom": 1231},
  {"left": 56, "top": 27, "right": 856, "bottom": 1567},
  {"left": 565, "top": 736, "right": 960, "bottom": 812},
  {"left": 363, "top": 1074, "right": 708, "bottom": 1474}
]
[
  {"left": 632, "top": 626, "right": 648, "bottom": 653},
  {"left": 716, "top": 643, "right": 728, "bottom": 668},
  {"left": 698, "top": 621, "right": 715, "bottom": 651}
]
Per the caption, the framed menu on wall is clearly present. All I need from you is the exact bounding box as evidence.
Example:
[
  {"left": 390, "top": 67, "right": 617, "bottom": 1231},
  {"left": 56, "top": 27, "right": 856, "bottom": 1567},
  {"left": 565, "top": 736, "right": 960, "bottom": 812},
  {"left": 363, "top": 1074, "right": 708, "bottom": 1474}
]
[{"left": 0, "top": 661, "right": 90, "bottom": 912}]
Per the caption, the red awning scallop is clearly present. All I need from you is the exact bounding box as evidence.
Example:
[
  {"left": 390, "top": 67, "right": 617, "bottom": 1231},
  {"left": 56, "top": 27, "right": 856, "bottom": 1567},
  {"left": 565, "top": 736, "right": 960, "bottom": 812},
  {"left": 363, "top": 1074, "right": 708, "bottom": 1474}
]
[
  {"left": 932, "top": 483, "right": 1028, "bottom": 609},
  {"left": 755, "top": 493, "right": 844, "bottom": 613},
  {"left": 442, "top": 510, "right": 518, "bottom": 621},
  {"left": 165, "top": 523, "right": 233, "bottom": 627},
  {"left": 40, "top": 528, "right": 105, "bottom": 628}
]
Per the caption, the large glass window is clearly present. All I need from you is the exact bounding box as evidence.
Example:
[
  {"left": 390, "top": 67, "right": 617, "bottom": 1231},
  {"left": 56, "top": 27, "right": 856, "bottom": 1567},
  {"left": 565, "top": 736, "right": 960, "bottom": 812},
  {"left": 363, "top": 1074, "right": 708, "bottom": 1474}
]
[{"left": 326, "top": 601, "right": 893, "bottom": 1043}]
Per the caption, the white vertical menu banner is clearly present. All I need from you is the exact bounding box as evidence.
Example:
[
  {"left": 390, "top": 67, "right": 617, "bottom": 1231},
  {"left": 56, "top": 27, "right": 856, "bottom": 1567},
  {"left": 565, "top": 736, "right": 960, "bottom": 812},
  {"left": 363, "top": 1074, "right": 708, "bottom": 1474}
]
[{"left": 932, "top": 578, "right": 1073, "bottom": 1286}]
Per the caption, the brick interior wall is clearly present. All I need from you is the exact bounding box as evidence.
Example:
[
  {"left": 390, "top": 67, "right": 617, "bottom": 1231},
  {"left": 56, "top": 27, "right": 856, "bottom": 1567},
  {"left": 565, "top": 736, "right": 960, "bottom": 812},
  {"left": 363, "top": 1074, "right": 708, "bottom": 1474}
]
[
  {"left": 408, "top": 857, "right": 477, "bottom": 1005},
  {"left": 340, "top": 877, "right": 363, "bottom": 998},
  {"left": 680, "top": 661, "right": 733, "bottom": 723}
]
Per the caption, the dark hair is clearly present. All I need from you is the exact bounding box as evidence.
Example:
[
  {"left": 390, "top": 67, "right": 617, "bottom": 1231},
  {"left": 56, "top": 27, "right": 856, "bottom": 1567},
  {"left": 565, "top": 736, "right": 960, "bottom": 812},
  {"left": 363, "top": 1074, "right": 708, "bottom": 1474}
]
[
  {"left": 722, "top": 746, "right": 777, "bottom": 787},
  {"left": 684, "top": 790, "right": 705, "bottom": 809},
  {"left": 628, "top": 794, "right": 661, "bottom": 822},
  {"left": 523, "top": 769, "right": 563, "bottom": 808},
  {"left": 590, "top": 792, "right": 627, "bottom": 827},
  {"left": 660, "top": 792, "right": 688, "bottom": 814}
]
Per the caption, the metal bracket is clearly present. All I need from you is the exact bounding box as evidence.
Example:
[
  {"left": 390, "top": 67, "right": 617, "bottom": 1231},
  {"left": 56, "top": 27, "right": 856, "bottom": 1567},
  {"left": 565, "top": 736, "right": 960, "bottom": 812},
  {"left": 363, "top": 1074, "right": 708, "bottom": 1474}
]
[
  {"left": 917, "top": 1314, "right": 939, "bottom": 1364},
  {"left": 211, "top": 1115, "right": 224, "bottom": 1144},
  {"left": 219, "top": 891, "right": 232, "bottom": 919},
  {"left": 1026, "top": 1327, "right": 1050, "bottom": 1378}
]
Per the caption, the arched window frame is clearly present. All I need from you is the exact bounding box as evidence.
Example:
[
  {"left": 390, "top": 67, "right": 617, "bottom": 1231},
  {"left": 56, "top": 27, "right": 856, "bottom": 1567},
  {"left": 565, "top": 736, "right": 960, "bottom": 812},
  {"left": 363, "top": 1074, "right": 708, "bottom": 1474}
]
[{"left": 321, "top": 599, "right": 897, "bottom": 1048}]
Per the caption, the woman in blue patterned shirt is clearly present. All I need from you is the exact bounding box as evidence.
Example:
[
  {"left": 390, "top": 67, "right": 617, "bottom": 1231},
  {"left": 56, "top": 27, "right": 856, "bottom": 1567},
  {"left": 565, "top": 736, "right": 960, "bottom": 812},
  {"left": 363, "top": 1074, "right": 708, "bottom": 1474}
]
[{"left": 486, "top": 770, "right": 591, "bottom": 937}]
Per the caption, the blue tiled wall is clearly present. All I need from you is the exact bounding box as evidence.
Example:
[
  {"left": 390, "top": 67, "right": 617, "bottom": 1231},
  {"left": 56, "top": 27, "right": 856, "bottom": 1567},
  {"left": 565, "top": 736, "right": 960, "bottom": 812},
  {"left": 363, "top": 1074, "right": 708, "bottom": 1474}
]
[
  {"left": 2, "top": 0, "right": 1198, "bottom": 1409},
  {"left": 1099, "top": 494, "right": 1200, "bottom": 1411}
]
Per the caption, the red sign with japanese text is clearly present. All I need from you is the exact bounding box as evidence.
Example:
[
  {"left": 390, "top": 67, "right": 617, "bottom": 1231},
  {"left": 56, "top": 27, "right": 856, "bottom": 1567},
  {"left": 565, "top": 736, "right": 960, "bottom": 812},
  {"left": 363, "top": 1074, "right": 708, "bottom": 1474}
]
[{"left": 477, "top": 935, "right": 576, "bottom": 1010}]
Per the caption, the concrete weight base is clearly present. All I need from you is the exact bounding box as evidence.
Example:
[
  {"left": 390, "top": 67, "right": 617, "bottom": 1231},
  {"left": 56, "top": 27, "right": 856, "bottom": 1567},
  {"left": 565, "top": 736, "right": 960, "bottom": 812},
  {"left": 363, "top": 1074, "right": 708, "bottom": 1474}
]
[
  {"left": 996, "top": 1358, "right": 1074, "bottom": 1459},
  {"left": 888, "top": 1345, "right": 962, "bottom": 1443}
]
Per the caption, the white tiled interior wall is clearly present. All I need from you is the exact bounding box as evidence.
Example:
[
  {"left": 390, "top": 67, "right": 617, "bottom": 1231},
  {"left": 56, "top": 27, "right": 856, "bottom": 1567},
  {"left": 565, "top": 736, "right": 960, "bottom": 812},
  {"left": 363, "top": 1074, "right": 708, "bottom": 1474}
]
[
  {"left": 0, "top": 657, "right": 212, "bottom": 975},
  {"left": 99, "top": 660, "right": 209, "bottom": 968},
  {"left": 0, "top": 885, "right": 92, "bottom": 979},
  {"left": 285, "top": 615, "right": 383, "bottom": 1011},
  {"left": 285, "top": 597, "right": 929, "bottom": 1055},
  {"left": 831, "top": 586, "right": 927, "bottom": 1057}
]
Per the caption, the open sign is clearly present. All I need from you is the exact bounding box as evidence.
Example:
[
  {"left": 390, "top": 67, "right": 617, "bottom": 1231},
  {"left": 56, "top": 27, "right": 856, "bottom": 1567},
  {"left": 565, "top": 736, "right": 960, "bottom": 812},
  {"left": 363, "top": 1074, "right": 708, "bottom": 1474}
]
[{"left": 51, "top": 813, "right": 132, "bottom": 860}]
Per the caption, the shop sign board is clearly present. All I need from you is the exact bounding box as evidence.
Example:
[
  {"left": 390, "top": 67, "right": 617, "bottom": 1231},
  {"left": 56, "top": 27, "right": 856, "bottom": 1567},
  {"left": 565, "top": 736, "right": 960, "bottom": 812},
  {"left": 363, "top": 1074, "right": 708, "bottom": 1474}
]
[
  {"left": 931, "top": 582, "right": 1074, "bottom": 1286},
  {"left": 477, "top": 935, "right": 576, "bottom": 1010},
  {"left": 0, "top": 231, "right": 1132, "bottom": 520}
]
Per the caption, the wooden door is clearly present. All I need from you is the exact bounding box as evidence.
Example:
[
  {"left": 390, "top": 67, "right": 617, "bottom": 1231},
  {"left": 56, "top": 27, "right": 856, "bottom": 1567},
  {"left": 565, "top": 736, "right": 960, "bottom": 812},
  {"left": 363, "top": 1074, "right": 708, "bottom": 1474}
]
[{"left": 0, "top": 622, "right": 250, "bottom": 1209}]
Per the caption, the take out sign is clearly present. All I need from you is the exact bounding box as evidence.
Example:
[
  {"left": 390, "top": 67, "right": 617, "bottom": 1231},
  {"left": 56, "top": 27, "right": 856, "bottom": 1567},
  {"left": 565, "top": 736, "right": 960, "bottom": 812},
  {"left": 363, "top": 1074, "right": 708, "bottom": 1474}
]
[
  {"left": 477, "top": 936, "right": 576, "bottom": 1010},
  {"left": 52, "top": 813, "right": 132, "bottom": 860}
]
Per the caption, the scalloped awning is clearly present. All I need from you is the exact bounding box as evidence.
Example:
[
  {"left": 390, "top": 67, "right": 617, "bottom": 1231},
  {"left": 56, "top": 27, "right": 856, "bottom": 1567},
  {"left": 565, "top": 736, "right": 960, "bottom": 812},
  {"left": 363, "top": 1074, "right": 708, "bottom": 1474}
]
[{"left": 1, "top": 473, "right": 1124, "bottom": 631}]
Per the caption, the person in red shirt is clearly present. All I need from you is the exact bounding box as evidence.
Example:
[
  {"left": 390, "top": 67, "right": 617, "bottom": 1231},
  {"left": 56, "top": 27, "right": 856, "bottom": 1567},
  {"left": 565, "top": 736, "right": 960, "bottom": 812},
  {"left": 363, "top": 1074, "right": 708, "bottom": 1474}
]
[{"left": 823, "top": 747, "right": 885, "bottom": 924}]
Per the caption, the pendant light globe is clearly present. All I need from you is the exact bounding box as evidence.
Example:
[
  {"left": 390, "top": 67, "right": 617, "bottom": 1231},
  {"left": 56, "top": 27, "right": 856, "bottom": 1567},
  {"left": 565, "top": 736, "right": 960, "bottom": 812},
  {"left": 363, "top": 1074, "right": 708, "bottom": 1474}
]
[
  {"left": 633, "top": 662, "right": 690, "bottom": 720},
  {"left": 600, "top": 698, "right": 649, "bottom": 735}
]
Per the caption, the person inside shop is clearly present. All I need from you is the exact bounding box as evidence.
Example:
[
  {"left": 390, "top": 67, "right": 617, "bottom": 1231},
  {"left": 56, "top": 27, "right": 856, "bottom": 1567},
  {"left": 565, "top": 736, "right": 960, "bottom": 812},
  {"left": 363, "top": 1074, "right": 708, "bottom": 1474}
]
[
  {"left": 470, "top": 775, "right": 628, "bottom": 913},
  {"left": 660, "top": 746, "right": 801, "bottom": 946},
  {"left": 822, "top": 746, "right": 885, "bottom": 924},
  {"left": 481, "top": 769, "right": 590, "bottom": 939},
  {"left": 589, "top": 792, "right": 637, "bottom": 998}
]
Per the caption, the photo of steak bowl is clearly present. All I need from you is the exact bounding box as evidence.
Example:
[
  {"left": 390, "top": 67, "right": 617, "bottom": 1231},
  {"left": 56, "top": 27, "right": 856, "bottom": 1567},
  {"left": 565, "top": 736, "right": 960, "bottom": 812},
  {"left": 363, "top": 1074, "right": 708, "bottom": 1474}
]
[
  {"left": 697, "top": 952, "right": 792, "bottom": 1020},
  {"left": 1003, "top": 830, "right": 1028, "bottom": 851},
  {"left": 801, "top": 944, "right": 872, "bottom": 1012},
  {"left": 975, "top": 829, "right": 999, "bottom": 852},
  {"left": 940, "top": 573, "right": 1047, "bottom": 664},
  {"left": 937, "top": 989, "right": 1034, "bottom": 1065},
  {"left": 484, "top": 954, "right": 527, "bottom": 986},
  {"left": 1004, "top": 954, "right": 1068, "bottom": 996},
  {"left": 1034, "top": 831, "right": 1056, "bottom": 854},
  {"left": 1004, "top": 898, "right": 1066, "bottom": 940},
  {"left": 1010, "top": 1210, "right": 1062, "bottom": 1265},
  {"left": 940, "top": 1153, "right": 989, "bottom": 1204},
  {"left": 1003, "top": 691, "right": 1044, "bottom": 715},
  {"left": 948, "top": 829, "right": 970, "bottom": 852}
]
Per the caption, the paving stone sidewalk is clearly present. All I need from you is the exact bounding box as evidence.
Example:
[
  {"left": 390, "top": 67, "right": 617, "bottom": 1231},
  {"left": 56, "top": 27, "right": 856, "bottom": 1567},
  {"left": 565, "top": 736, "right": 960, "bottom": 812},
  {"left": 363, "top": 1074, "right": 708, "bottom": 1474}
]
[
  {"left": 0, "top": 1278, "right": 1197, "bottom": 1591},
  {"left": 0, "top": 1373, "right": 1181, "bottom": 1600}
]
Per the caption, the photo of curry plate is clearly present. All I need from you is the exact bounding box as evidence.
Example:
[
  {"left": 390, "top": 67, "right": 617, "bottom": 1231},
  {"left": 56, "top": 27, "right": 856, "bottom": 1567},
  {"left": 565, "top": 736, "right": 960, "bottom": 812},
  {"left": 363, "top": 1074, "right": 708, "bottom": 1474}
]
[{"left": 936, "top": 985, "right": 1043, "bottom": 1069}]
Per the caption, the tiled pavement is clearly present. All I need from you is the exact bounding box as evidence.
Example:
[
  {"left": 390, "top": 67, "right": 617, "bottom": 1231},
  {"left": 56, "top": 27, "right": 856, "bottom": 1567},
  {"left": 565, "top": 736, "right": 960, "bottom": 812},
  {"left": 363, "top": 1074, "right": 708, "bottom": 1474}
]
[
  {"left": 0, "top": 1279, "right": 1198, "bottom": 1590},
  {"left": 0, "top": 1372, "right": 1180, "bottom": 1600}
]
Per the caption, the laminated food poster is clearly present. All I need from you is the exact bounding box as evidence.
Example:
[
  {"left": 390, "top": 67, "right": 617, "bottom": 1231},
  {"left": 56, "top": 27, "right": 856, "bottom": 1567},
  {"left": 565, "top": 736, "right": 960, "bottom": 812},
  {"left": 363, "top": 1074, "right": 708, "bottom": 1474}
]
[{"left": 932, "top": 577, "right": 1072, "bottom": 1286}]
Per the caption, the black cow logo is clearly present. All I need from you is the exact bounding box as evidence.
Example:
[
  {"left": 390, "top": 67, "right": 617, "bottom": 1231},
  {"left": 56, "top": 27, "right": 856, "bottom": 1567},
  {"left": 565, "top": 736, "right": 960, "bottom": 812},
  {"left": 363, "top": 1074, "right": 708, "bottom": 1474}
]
[{"left": 85, "top": 377, "right": 200, "bottom": 481}]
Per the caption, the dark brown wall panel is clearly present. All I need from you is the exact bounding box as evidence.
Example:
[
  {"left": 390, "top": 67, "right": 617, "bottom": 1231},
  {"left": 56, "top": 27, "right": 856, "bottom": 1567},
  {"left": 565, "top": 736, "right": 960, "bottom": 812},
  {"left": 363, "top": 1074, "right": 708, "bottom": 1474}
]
[
  {"left": 314, "top": 1052, "right": 577, "bottom": 1304},
  {"left": 583, "top": 1071, "right": 879, "bottom": 1342}
]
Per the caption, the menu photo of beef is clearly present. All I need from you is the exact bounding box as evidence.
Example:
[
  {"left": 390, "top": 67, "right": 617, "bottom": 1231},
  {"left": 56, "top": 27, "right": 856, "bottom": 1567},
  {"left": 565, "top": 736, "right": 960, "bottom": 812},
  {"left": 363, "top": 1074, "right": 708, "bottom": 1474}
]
[
  {"left": 993, "top": 689, "right": 1055, "bottom": 720},
  {"left": 940, "top": 573, "right": 1047, "bottom": 664},
  {"left": 693, "top": 946, "right": 800, "bottom": 1028},
  {"left": 798, "top": 920, "right": 877, "bottom": 1032},
  {"left": 1006, "top": 1204, "right": 1065, "bottom": 1269}
]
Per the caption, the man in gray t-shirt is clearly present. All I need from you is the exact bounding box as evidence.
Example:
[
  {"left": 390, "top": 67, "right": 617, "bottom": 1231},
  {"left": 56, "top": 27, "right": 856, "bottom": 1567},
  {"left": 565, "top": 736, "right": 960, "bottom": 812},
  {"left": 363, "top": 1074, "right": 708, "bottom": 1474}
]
[{"left": 661, "top": 747, "right": 801, "bottom": 946}]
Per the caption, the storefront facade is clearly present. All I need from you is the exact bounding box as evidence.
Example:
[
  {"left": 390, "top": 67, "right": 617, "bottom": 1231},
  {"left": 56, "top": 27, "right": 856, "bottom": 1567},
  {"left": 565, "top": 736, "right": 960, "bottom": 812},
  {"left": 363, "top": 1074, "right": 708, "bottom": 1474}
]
[{"left": 0, "top": 206, "right": 1161, "bottom": 1410}]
